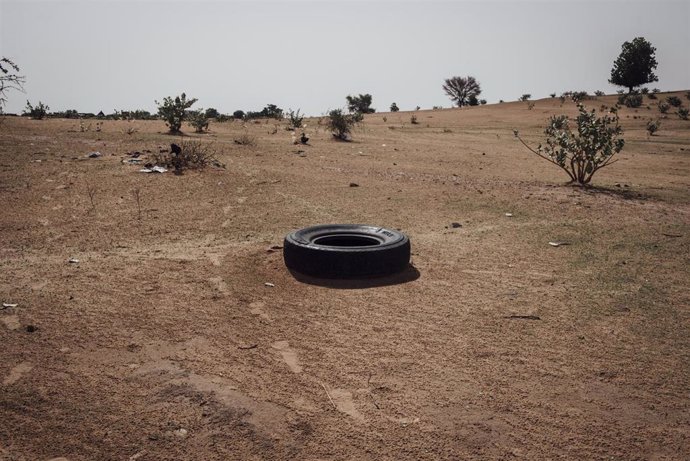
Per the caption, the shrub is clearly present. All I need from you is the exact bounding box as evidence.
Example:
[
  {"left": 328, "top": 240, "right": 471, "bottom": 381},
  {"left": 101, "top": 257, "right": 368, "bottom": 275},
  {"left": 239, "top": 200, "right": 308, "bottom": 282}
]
[
  {"left": 667, "top": 96, "right": 682, "bottom": 107},
  {"left": 678, "top": 108, "right": 689, "bottom": 120},
  {"left": 658, "top": 101, "right": 669, "bottom": 113},
  {"left": 646, "top": 119, "right": 659, "bottom": 136},
  {"left": 233, "top": 133, "right": 256, "bottom": 145},
  {"left": 618, "top": 93, "right": 643, "bottom": 108},
  {"left": 390, "top": 102, "right": 399, "bottom": 112},
  {"left": 23, "top": 100, "right": 49, "bottom": 119},
  {"left": 549, "top": 93, "right": 556, "bottom": 98},
  {"left": 155, "top": 93, "right": 197, "bottom": 133},
  {"left": 410, "top": 114, "right": 418, "bottom": 124},
  {"left": 286, "top": 109, "right": 304, "bottom": 129},
  {"left": 468, "top": 95, "right": 479, "bottom": 106},
  {"left": 480, "top": 99, "right": 487, "bottom": 105},
  {"left": 640, "top": 88, "right": 649, "bottom": 94},
  {"left": 514, "top": 104, "right": 624, "bottom": 186},
  {"left": 152, "top": 140, "right": 221, "bottom": 173},
  {"left": 652, "top": 88, "right": 660, "bottom": 93},
  {"left": 594, "top": 90, "right": 605, "bottom": 96},
  {"left": 327, "top": 109, "right": 357, "bottom": 141},
  {"left": 648, "top": 92, "right": 658, "bottom": 100},
  {"left": 187, "top": 109, "right": 210, "bottom": 133},
  {"left": 442, "top": 75, "right": 481, "bottom": 107},
  {"left": 205, "top": 108, "right": 219, "bottom": 119},
  {"left": 346, "top": 94, "right": 375, "bottom": 114},
  {"left": 233, "top": 110, "right": 245, "bottom": 119},
  {"left": 519, "top": 94, "right": 531, "bottom": 101},
  {"left": 432, "top": 106, "right": 443, "bottom": 110},
  {"left": 571, "top": 91, "right": 589, "bottom": 102}
]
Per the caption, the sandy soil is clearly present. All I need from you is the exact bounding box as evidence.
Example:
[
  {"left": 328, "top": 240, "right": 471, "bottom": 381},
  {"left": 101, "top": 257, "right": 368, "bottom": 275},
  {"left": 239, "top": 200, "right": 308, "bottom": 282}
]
[{"left": 1, "top": 93, "right": 689, "bottom": 460}]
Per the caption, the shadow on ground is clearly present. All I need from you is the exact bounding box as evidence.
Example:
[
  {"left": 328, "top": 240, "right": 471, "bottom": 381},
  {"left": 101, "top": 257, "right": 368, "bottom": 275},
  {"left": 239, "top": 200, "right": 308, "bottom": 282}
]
[{"left": 288, "top": 264, "right": 420, "bottom": 289}]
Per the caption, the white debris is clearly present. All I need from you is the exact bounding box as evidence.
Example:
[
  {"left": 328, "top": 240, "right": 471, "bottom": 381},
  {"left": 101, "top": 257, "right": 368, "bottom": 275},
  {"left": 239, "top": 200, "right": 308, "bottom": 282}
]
[
  {"left": 68, "top": 258, "right": 80, "bottom": 263},
  {"left": 548, "top": 241, "right": 570, "bottom": 247},
  {"left": 2, "top": 303, "right": 18, "bottom": 309},
  {"left": 264, "top": 282, "right": 275, "bottom": 287},
  {"left": 505, "top": 213, "right": 513, "bottom": 217},
  {"left": 139, "top": 166, "right": 167, "bottom": 173}
]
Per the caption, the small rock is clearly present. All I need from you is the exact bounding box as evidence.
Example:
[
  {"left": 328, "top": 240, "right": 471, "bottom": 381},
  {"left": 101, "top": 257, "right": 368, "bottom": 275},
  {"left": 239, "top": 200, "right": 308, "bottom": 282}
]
[
  {"left": 87, "top": 151, "right": 101, "bottom": 158},
  {"left": 450, "top": 222, "right": 462, "bottom": 228},
  {"left": 173, "top": 428, "right": 188, "bottom": 438},
  {"left": 26, "top": 325, "right": 38, "bottom": 333},
  {"left": 349, "top": 183, "right": 359, "bottom": 187}
]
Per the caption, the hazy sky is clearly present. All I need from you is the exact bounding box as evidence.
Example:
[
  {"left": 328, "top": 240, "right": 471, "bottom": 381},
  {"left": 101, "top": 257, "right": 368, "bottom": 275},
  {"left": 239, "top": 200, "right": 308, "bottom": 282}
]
[{"left": 1, "top": 0, "right": 688, "bottom": 116}]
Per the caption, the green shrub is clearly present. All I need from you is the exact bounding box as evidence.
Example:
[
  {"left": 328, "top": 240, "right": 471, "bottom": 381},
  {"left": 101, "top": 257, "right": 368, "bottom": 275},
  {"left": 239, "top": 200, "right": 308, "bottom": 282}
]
[
  {"left": 233, "top": 110, "right": 245, "bottom": 119},
  {"left": 646, "top": 119, "right": 659, "bottom": 136},
  {"left": 678, "top": 108, "right": 689, "bottom": 120},
  {"left": 187, "top": 109, "right": 210, "bottom": 133},
  {"left": 658, "top": 101, "right": 669, "bottom": 113},
  {"left": 480, "top": 99, "right": 487, "bottom": 105},
  {"left": 23, "top": 100, "right": 49, "bottom": 119},
  {"left": 640, "top": 88, "right": 649, "bottom": 94},
  {"left": 594, "top": 90, "right": 605, "bottom": 96},
  {"left": 618, "top": 93, "right": 643, "bottom": 108},
  {"left": 155, "top": 93, "right": 197, "bottom": 133},
  {"left": 667, "top": 96, "right": 682, "bottom": 107},
  {"left": 468, "top": 95, "right": 479, "bottom": 106},
  {"left": 327, "top": 109, "right": 357, "bottom": 141},
  {"left": 549, "top": 93, "right": 556, "bottom": 98},
  {"left": 519, "top": 94, "right": 531, "bottom": 101},
  {"left": 346, "top": 94, "right": 375, "bottom": 114},
  {"left": 205, "top": 108, "right": 219, "bottom": 119},
  {"left": 514, "top": 104, "right": 624, "bottom": 186},
  {"left": 571, "top": 91, "right": 589, "bottom": 102},
  {"left": 390, "top": 102, "right": 399, "bottom": 112},
  {"left": 286, "top": 109, "right": 304, "bottom": 129}
]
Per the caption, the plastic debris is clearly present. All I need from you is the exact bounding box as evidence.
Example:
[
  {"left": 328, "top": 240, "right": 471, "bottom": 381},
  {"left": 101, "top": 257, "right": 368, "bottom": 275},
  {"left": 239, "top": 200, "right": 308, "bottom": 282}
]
[
  {"left": 68, "top": 258, "right": 80, "bottom": 263},
  {"left": 139, "top": 166, "right": 167, "bottom": 173},
  {"left": 2, "top": 303, "right": 18, "bottom": 309},
  {"left": 505, "top": 213, "right": 513, "bottom": 217},
  {"left": 548, "top": 241, "right": 570, "bottom": 247},
  {"left": 264, "top": 282, "right": 275, "bottom": 287}
]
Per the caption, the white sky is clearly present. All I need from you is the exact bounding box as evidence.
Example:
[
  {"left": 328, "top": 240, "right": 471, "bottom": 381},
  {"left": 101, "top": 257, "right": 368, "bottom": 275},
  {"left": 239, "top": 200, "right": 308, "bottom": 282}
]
[{"left": 1, "top": 0, "right": 688, "bottom": 115}]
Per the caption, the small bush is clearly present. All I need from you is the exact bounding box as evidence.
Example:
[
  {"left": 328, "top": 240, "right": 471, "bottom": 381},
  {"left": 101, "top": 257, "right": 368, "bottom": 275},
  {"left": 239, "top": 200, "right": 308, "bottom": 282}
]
[
  {"left": 232, "top": 110, "right": 245, "bottom": 120},
  {"left": 187, "top": 109, "right": 210, "bottom": 133},
  {"left": 619, "top": 93, "right": 643, "bottom": 108},
  {"left": 410, "top": 114, "right": 418, "bottom": 124},
  {"left": 678, "top": 108, "right": 689, "bottom": 120},
  {"left": 594, "top": 90, "right": 605, "bottom": 97},
  {"left": 233, "top": 133, "right": 256, "bottom": 146},
  {"left": 152, "top": 140, "right": 221, "bottom": 173},
  {"left": 390, "top": 102, "right": 399, "bottom": 112},
  {"left": 432, "top": 106, "right": 443, "bottom": 110},
  {"left": 23, "top": 100, "right": 49, "bottom": 119},
  {"left": 667, "top": 96, "right": 682, "bottom": 107},
  {"left": 480, "top": 99, "right": 487, "bottom": 105},
  {"left": 652, "top": 88, "right": 660, "bottom": 93},
  {"left": 658, "top": 101, "right": 669, "bottom": 113},
  {"left": 640, "top": 88, "right": 649, "bottom": 94},
  {"left": 549, "top": 93, "right": 556, "bottom": 98},
  {"left": 647, "top": 92, "right": 657, "bottom": 100},
  {"left": 571, "top": 91, "right": 589, "bottom": 102},
  {"left": 646, "top": 119, "right": 659, "bottom": 136},
  {"left": 286, "top": 109, "right": 304, "bottom": 129},
  {"left": 327, "top": 109, "right": 357, "bottom": 141},
  {"left": 519, "top": 94, "right": 531, "bottom": 101},
  {"left": 514, "top": 104, "right": 624, "bottom": 186},
  {"left": 468, "top": 95, "right": 479, "bottom": 106},
  {"left": 156, "top": 93, "right": 197, "bottom": 133}
]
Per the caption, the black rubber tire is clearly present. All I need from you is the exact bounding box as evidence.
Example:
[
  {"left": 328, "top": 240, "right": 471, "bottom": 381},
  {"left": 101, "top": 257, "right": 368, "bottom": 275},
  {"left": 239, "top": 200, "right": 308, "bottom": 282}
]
[{"left": 284, "top": 224, "right": 410, "bottom": 278}]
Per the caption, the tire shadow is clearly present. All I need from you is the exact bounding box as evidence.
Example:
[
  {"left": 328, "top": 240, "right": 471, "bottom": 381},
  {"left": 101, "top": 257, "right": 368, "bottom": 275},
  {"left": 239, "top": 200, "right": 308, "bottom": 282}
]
[{"left": 288, "top": 264, "right": 420, "bottom": 289}]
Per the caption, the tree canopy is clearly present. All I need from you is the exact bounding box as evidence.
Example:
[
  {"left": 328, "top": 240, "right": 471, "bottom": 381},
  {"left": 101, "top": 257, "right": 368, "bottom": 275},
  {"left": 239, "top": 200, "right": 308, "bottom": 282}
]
[
  {"left": 609, "top": 37, "right": 658, "bottom": 93},
  {"left": 346, "top": 94, "right": 375, "bottom": 114},
  {"left": 442, "top": 76, "right": 481, "bottom": 107}
]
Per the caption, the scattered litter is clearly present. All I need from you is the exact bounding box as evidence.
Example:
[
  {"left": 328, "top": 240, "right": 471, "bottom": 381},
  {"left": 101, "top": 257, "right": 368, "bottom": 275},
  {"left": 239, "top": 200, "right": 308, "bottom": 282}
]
[
  {"left": 2, "top": 303, "right": 18, "bottom": 309},
  {"left": 238, "top": 344, "right": 258, "bottom": 350},
  {"left": 548, "top": 241, "right": 570, "bottom": 247},
  {"left": 139, "top": 166, "right": 167, "bottom": 174},
  {"left": 264, "top": 282, "right": 275, "bottom": 287},
  {"left": 505, "top": 315, "right": 541, "bottom": 320},
  {"left": 87, "top": 151, "right": 102, "bottom": 158},
  {"left": 450, "top": 222, "right": 462, "bottom": 228},
  {"left": 349, "top": 183, "right": 359, "bottom": 187},
  {"left": 68, "top": 258, "right": 80, "bottom": 264},
  {"left": 505, "top": 213, "right": 513, "bottom": 217}
]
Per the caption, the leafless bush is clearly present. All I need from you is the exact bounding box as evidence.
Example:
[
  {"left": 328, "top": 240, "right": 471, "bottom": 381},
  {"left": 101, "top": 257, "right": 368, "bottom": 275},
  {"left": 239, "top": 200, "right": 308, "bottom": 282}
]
[
  {"left": 234, "top": 133, "right": 256, "bottom": 146},
  {"left": 152, "top": 140, "right": 222, "bottom": 173}
]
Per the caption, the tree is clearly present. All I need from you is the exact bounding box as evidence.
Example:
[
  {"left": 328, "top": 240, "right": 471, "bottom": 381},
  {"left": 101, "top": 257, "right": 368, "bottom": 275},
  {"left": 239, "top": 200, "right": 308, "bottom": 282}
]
[
  {"left": 327, "top": 109, "right": 357, "bottom": 141},
  {"left": 390, "top": 102, "right": 399, "bottom": 112},
  {"left": 609, "top": 37, "right": 658, "bottom": 93},
  {"left": 233, "top": 110, "right": 245, "bottom": 119},
  {"left": 155, "top": 93, "right": 198, "bottom": 133},
  {"left": 346, "top": 94, "right": 375, "bottom": 114},
  {"left": 23, "top": 100, "right": 49, "bottom": 119},
  {"left": 442, "top": 76, "right": 481, "bottom": 107},
  {"left": 1, "top": 57, "right": 25, "bottom": 114},
  {"left": 205, "top": 108, "right": 219, "bottom": 119},
  {"left": 514, "top": 104, "right": 624, "bottom": 186},
  {"left": 187, "top": 109, "right": 210, "bottom": 133}
]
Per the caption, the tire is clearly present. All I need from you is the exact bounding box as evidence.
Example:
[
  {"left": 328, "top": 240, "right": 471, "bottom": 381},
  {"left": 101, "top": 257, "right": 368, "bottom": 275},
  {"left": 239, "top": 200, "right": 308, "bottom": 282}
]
[{"left": 284, "top": 224, "right": 410, "bottom": 278}]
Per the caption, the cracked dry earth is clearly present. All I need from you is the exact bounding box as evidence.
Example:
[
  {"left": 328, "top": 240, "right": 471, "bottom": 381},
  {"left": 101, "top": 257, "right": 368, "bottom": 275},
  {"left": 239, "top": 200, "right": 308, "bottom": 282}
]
[{"left": 1, "top": 94, "right": 690, "bottom": 460}]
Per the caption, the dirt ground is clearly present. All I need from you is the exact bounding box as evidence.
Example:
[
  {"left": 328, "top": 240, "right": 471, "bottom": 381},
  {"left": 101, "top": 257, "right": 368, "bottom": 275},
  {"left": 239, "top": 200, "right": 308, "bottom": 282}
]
[{"left": 1, "top": 93, "right": 689, "bottom": 460}]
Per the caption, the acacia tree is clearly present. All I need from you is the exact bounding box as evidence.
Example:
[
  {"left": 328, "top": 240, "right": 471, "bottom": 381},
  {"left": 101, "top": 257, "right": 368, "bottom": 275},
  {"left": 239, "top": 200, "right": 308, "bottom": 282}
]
[
  {"left": 346, "top": 94, "right": 375, "bottom": 114},
  {"left": 155, "top": 93, "right": 198, "bottom": 133},
  {"left": 0, "top": 57, "right": 25, "bottom": 113},
  {"left": 443, "top": 76, "right": 481, "bottom": 107},
  {"left": 514, "top": 104, "right": 625, "bottom": 186},
  {"left": 609, "top": 37, "right": 658, "bottom": 93}
]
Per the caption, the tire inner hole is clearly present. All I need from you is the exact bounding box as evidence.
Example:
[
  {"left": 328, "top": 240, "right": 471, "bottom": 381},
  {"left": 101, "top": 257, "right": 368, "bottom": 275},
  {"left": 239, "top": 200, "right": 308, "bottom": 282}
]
[{"left": 313, "top": 235, "right": 381, "bottom": 247}]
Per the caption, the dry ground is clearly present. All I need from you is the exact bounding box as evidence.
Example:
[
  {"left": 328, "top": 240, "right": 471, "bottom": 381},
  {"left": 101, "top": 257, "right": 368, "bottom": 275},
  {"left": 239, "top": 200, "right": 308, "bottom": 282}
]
[{"left": 1, "top": 93, "right": 689, "bottom": 460}]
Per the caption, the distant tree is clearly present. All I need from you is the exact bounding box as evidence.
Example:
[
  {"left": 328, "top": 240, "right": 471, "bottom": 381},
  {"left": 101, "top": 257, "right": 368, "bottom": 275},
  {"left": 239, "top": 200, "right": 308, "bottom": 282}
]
[
  {"left": 468, "top": 95, "right": 479, "bottom": 106},
  {"left": 23, "top": 100, "right": 49, "bottom": 119},
  {"left": 205, "top": 108, "right": 219, "bottom": 119},
  {"left": 609, "top": 37, "right": 658, "bottom": 93},
  {"left": 261, "top": 104, "right": 283, "bottom": 119},
  {"left": 390, "top": 102, "right": 399, "bottom": 112},
  {"left": 519, "top": 94, "right": 531, "bottom": 102},
  {"left": 0, "top": 57, "right": 25, "bottom": 113},
  {"left": 187, "top": 109, "right": 210, "bottom": 133},
  {"left": 233, "top": 110, "right": 245, "bottom": 119},
  {"left": 442, "top": 76, "right": 481, "bottom": 107},
  {"left": 155, "top": 93, "right": 197, "bottom": 133},
  {"left": 346, "top": 94, "right": 375, "bottom": 114}
]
